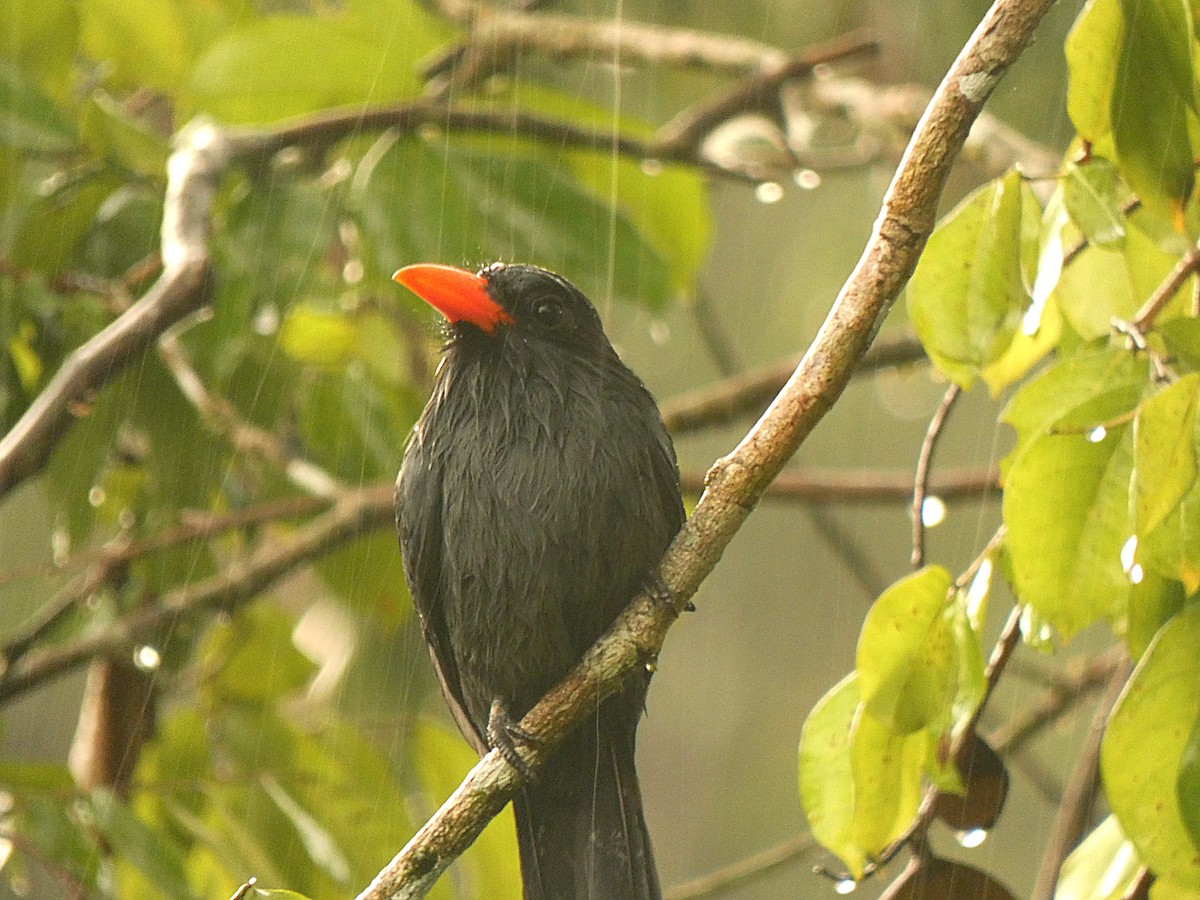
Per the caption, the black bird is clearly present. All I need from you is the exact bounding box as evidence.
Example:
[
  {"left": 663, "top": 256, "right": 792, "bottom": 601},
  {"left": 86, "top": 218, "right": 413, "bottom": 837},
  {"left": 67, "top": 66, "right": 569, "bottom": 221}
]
[{"left": 394, "top": 262, "right": 684, "bottom": 900}]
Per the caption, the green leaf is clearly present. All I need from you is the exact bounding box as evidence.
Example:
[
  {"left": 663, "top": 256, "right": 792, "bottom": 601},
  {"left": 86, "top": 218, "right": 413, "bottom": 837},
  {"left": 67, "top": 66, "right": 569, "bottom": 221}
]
[
  {"left": 1102, "top": 602, "right": 1200, "bottom": 889},
  {"left": 1178, "top": 709, "right": 1200, "bottom": 850},
  {"left": 1127, "top": 572, "right": 1186, "bottom": 660},
  {"left": 201, "top": 605, "right": 317, "bottom": 702},
  {"left": 1054, "top": 226, "right": 1180, "bottom": 340},
  {"left": 0, "top": 59, "right": 77, "bottom": 151},
  {"left": 315, "top": 530, "right": 411, "bottom": 625},
  {"left": 1112, "top": 0, "right": 1196, "bottom": 221},
  {"left": 1062, "top": 158, "right": 1128, "bottom": 247},
  {"left": 297, "top": 366, "right": 412, "bottom": 481},
  {"left": 189, "top": 14, "right": 440, "bottom": 123},
  {"left": 280, "top": 305, "right": 360, "bottom": 370},
  {"left": 80, "top": 92, "right": 170, "bottom": 179},
  {"left": 79, "top": 0, "right": 214, "bottom": 95},
  {"left": 797, "top": 674, "right": 867, "bottom": 878},
  {"left": 1003, "top": 426, "right": 1136, "bottom": 638},
  {"left": 0, "top": 0, "right": 78, "bottom": 102},
  {"left": 1139, "top": 382, "right": 1200, "bottom": 592},
  {"left": 1002, "top": 349, "right": 1146, "bottom": 638},
  {"left": 90, "top": 788, "right": 199, "bottom": 900},
  {"left": 1055, "top": 815, "right": 1143, "bottom": 900},
  {"left": 856, "top": 566, "right": 957, "bottom": 734},
  {"left": 261, "top": 775, "right": 351, "bottom": 885},
  {"left": 1001, "top": 346, "right": 1146, "bottom": 460},
  {"left": 1066, "top": 0, "right": 1124, "bottom": 142},
  {"left": 907, "top": 171, "right": 1037, "bottom": 387},
  {"left": 1161, "top": 317, "right": 1200, "bottom": 372},
  {"left": 8, "top": 169, "right": 124, "bottom": 275},
  {"left": 353, "top": 137, "right": 674, "bottom": 309},
  {"left": 0, "top": 762, "right": 74, "bottom": 792},
  {"left": 1134, "top": 374, "right": 1199, "bottom": 536},
  {"left": 848, "top": 708, "right": 927, "bottom": 859}
]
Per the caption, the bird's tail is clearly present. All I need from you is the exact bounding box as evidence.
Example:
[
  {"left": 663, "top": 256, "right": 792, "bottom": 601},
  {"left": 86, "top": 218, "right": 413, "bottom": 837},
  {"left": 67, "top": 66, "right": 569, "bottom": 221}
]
[{"left": 512, "top": 718, "right": 659, "bottom": 900}]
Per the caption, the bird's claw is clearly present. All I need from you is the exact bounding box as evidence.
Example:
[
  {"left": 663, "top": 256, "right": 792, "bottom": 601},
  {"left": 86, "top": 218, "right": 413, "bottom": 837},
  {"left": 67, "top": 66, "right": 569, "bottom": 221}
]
[{"left": 487, "top": 699, "right": 538, "bottom": 779}]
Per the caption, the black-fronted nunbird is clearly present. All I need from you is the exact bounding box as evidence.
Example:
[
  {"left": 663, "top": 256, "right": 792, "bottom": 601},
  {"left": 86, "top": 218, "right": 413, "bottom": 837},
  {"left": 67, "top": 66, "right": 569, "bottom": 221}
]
[{"left": 393, "top": 262, "right": 684, "bottom": 900}]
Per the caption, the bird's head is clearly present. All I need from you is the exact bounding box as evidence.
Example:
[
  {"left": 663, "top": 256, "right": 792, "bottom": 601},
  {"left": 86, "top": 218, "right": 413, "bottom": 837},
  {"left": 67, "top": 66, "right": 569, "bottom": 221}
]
[{"left": 393, "top": 262, "right": 608, "bottom": 355}]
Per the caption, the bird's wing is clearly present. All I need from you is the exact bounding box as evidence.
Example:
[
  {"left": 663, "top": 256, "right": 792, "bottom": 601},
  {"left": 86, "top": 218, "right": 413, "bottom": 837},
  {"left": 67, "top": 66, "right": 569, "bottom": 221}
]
[
  {"left": 649, "top": 415, "right": 687, "bottom": 535},
  {"left": 396, "top": 460, "right": 488, "bottom": 756}
]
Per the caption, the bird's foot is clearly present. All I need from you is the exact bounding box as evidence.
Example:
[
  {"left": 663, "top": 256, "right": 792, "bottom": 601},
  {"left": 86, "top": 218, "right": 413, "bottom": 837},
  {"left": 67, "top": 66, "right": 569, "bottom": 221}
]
[{"left": 487, "top": 699, "right": 539, "bottom": 780}]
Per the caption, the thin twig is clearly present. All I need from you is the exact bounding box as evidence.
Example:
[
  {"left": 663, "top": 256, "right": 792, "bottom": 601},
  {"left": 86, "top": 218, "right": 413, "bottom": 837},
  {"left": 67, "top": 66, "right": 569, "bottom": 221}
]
[
  {"left": 664, "top": 832, "right": 818, "bottom": 900},
  {"left": 911, "top": 382, "right": 962, "bottom": 568},
  {"left": 987, "top": 650, "right": 1120, "bottom": 757},
  {"left": 1132, "top": 244, "right": 1200, "bottom": 332},
  {"left": 660, "top": 335, "right": 927, "bottom": 435},
  {"left": 689, "top": 288, "right": 743, "bottom": 377},
  {"left": 803, "top": 506, "right": 889, "bottom": 599},
  {"left": 678, "top": 465, "right": 998, "bottom": 504},
  {"left": 1030, "top": 656, "right": 1132, "bottom": 900},
  {"left": 358, "top": 0, "right": 1057, "bottom": 892},
  {"left": 157, "top": 330, "right": 345, "bottom": 497}
]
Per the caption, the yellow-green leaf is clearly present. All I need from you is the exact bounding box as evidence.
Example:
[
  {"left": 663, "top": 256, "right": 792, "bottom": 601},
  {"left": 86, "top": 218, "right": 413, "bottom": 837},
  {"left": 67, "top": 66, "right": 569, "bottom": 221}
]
[{"left": 1102, "top": 602, "right": 1200, "bottom": 889}]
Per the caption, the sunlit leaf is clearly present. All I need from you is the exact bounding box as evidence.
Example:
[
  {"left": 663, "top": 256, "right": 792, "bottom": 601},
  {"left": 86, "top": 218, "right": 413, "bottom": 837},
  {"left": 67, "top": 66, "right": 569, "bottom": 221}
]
[
  {"left": 1111, "top": 0, "right": 1195, "bottom": 222},
  {"left": 0, "top": 0, "right": 77, "bottom": 103},
  {"left": 189, "top": 13, "right": 442, "bottom": 123},
  {"left": 280, "top": 305, "right": 360, "bottom": 370},
  {"left": 0, "top": 59, "right": 77, "bottom": 152},
  {"left": 1178, "top": 710, "right": 1200, "bottom": 850},
  {"left": 1133, "top": 374, "right": 1199, "bottom": 536},
  {"left": 1063, "top": 157, "right": 1128, "bottom": 247},
  {"left": 1055, "top": 815, "right": 1143, "bottom": 900},
  {"left": 856, "top": 566, "right": 956, "bottom": 734},
  {"left": 907, "top": 171, "right": 1037, "bottom": 387},
  {"left": 1066, "top": 0, "right": 1124, "bottom": 141},
  {"left": 1054, "top": 227, "right": 1180, "bottom": 340},
  {"left": 1001, "top": 349, "right": 1146, "bottom": 638},
  {"left": 201, "top": 605, "right": 317, "bottom": 702},
  {"left": 1103, "top": 603, "right": 1200, "bottom": 889},
  {"left": 849, "top": 708, "right": 926, "bottom": 859},
  {"left": 798, "top": 674, "right": 867, "bottom": 878}
]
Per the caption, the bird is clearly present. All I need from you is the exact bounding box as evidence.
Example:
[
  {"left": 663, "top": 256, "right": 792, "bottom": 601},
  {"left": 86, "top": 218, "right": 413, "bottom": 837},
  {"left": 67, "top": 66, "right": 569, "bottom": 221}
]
[{"left": 393, "top": 261, "right": 684, "bottom": 900}]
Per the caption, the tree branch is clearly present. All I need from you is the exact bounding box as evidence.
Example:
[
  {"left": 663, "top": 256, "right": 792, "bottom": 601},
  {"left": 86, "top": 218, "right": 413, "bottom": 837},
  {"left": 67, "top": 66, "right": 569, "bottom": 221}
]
[
  {"left": 1030, "top": 656, "right": 1132, "bottom": 900},
  {"left": 911, "top": 382, "right": 962, "bottom": 567},
  {"left": 659, "top": 334, "right": 927, "bottom": 435},
  {"left": 679, "top": 465, "right": 998, "bottom": 503},
  {"left": 0, "top": 120, "right": 227, "bottom": 501},
  {"left": 357, "top": 0, "right": 1056, "bottom": 894},
  {"left": 0, "top": 484, "right": 394, "bottom": 702}
]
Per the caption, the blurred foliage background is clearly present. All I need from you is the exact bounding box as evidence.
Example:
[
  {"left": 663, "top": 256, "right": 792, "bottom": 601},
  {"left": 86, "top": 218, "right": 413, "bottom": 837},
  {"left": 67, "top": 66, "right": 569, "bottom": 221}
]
[{"left": 4, "top": 0, "right": 1200, "bottom": 898}]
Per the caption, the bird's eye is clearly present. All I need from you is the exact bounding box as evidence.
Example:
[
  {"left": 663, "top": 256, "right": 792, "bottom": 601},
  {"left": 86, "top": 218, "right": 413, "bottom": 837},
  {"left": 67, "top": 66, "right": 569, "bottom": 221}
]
[{"left": 533, "top": 297, "right": 565, "bottom": 328}]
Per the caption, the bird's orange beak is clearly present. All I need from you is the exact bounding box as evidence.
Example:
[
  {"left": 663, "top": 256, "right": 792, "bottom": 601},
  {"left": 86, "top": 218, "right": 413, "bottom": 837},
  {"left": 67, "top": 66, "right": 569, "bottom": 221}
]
[{"left": 393, "top": 264, "right": 513, "bottom": 333}]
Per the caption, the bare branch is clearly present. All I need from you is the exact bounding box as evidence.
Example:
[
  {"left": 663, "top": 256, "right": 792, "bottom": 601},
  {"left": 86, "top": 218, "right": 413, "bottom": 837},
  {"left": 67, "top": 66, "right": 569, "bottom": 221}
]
[
  {"left": 660, "top": 334, "right": 927, "bottom": 435},
  {"left": 1030, "top": 656, "right": 1132, "bottom": 900},
  {"left": 911, "top": 382, "right": 962, "bottom": 567},
  {"left": 358, "top": 0, "right": 1057, "bottom": 893},
  {"left": 0, "top": 484, "right": 394, "bottom": 702},
  {"left": 664, "top": 832, "right": 818, "bottom": 900},
  {"left": 679, "top": 465, "right": 998, "bottom": 504}
]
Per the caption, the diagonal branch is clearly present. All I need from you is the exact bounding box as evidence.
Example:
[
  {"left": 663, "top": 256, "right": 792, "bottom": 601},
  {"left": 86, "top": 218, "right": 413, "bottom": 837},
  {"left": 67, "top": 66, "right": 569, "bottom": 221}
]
[{"left": 357, "top": 0, "right": 1057, "bottom": 895}]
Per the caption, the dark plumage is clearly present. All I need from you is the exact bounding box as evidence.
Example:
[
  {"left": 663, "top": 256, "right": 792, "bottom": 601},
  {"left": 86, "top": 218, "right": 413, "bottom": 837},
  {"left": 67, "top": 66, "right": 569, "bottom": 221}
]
[{"left": 395, "top": 262, "right": 684, "bottom": 900}]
